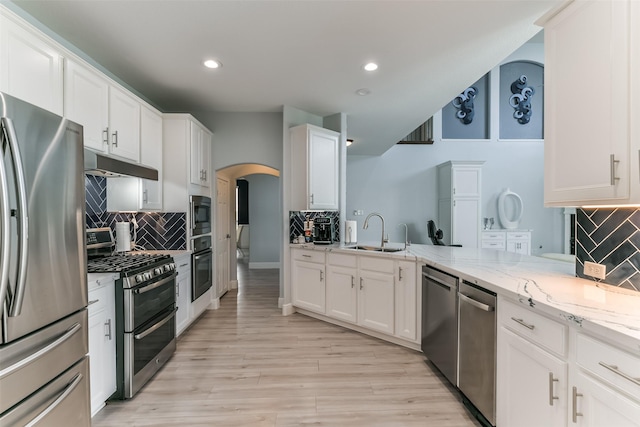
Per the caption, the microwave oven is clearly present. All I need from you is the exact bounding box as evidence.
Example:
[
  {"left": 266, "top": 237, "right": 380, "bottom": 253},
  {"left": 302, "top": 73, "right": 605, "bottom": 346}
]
[{"left": 190, "top": 195, "right": 211, "bottom": 236}]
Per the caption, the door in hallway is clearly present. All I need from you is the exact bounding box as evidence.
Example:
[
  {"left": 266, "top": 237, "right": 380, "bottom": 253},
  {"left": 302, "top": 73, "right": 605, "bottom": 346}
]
[{"left": 216, "top": 177, "right": 230, "bottom": 296}]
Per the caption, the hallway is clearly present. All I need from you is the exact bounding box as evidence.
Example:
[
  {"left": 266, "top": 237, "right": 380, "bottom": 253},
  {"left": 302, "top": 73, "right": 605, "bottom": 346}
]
[{"left": 92, "top": 262, "right": 479, "bottom": 426}]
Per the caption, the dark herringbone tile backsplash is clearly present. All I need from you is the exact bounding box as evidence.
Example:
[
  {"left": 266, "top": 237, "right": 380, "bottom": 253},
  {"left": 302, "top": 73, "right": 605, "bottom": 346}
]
[
  {"left": 576, "top": 208, "right": 640, "bottom": 292},
  {"left": 85, "top": 176, "right": 186, "bottom": 250}
]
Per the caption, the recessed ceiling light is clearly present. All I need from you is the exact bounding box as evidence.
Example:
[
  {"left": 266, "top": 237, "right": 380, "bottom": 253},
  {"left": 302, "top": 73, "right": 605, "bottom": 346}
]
[
  {"left": 363, "top": 62, "right": 378, "bottom": 71},
  {"left": 203, "top": 59, "right": 222, "bottom": 69},
  {"left": 355, "top": 88, "right": 371, "bottom": 96},
  {"left": 346, "top": 139, "right": 354, "bottom": 147}
]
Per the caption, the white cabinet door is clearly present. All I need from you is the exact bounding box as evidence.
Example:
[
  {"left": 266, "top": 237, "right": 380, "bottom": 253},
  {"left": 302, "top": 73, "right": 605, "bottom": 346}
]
[
  {"left": 189, "top": 121, "right": 211, "bottom": 187},
  {"left": 497, "top": 327, "right": 567, "bottom": 427},
  {"left": 452, "top": 166, "right": 482, "bottom": 198},
  {"left": 201, "top": 131, "right": 211, "bottom": 188},
  {"left": 358, "top": 270, "right": 394, "bottom": 335},
  {"left": 64, "top": 59, "right": 109, "bottom": 152},
  {"left": 292, "top": 259, "right": 325, "bottom": 314},
  {"left": 571, "top": 369, "right": 640, "bottom": 427},
  {"left": 506, "top": 239, "right": 530, "bottom": 255},
  {"left": 395, "top": 261, "right": 417, "bottom": 341},
  {"left": 140, "top": 105, "right": 163, "bottom": 210},
  {"left": 452, "top": 198, "right": 480, "bottom": 248},
  {"left": 87, "top": 278, "right": 116, "bottom": 416},
  {"left": 290, "top": 124, "right": 340, "bottom": 210},
  {"left": 108, "top": 85, "right": 140, "bottom": 162},
  {"left": 544, "top": 0, "right": 631, "bottom": 206},
  {"left": 326, "top": 264, "right": 358, "bottom": 324},
  {"left": 0, "top": 11, "right": 63, "bottom": 114},
  {"left": 176, "top": 273, "right": 191, "bottom": 336},
  {"left": 308, "top": 126, "right": 339, "bottom": 210}
]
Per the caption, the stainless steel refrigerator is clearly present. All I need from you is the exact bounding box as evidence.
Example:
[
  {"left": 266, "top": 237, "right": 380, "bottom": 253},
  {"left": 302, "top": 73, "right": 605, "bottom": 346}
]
[{"left": 0, "top": 92, "right": 90, "bottom": 426}]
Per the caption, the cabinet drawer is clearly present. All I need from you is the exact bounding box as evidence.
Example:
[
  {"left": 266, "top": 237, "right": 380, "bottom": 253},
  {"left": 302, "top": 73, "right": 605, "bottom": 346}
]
[
  {"left": 482, "top": 231, "right": 506, "bottom": 241},
  {"left": 359, "top": 256, "right": 394, "bottom": 274},
  {"left": 327, "top": 253, "right": 357, "bottom": 268},
  {"left": 482, "top": 241, "right": 506, "bottom": 249},
  {"left": 88, "top": 285, "right": 108, "bottom": 318},
  {"left": 499, "top": 298, "right": 567, "bottom": 356},
  {"left": 506, "top": 232, "right": 530, "bottom": 240},
  {"left": 576, "top": 332, "right": 640, "bottom": 399},
  {"left": 292, "top": 249, "right": 325, "bottom": 264}
]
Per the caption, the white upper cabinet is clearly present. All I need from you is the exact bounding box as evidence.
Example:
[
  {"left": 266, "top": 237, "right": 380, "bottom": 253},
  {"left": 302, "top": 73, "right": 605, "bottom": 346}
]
[
  {"left": 140, "top": 105, "right": 163, "bottom": 210},
  {"left": 544, "top": 0, "right": 634, "bottom": 206},
  {"left": 189, "top": 121, "right": 211, "bottom": 188},
  {"left": 65, "top": 58, "right": 141, "bottom": 162},
  {"left": 64, "top": 59, "right": 109, "bottom": 152},
  {"left": 290, "top": 123, "right": 340, "bottom": 211},
  {"left": 0, "top": 9, "right": 63, "bottom": 115}
]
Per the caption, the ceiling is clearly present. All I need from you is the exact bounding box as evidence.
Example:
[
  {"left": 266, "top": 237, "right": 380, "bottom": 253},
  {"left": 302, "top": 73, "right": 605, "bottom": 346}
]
[{"left": 11, "top": 0, "right": 562, "bottom": 155}]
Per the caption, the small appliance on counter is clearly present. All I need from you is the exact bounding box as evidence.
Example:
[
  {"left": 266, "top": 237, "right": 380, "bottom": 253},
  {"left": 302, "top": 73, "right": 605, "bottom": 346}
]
[{"left": 313, "top": 216, "right": 335, "bottom": 244}]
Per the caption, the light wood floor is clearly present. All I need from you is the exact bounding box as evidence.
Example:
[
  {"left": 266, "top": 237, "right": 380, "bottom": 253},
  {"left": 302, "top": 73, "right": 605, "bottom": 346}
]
[{"left": 92, "top": 260, "right": 480, "bottom": 426}]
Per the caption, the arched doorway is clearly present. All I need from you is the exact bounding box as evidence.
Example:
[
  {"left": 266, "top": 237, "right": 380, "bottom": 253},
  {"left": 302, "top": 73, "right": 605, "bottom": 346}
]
[{"left": 215, "top": 164, "right": 280, "bottom": 299}]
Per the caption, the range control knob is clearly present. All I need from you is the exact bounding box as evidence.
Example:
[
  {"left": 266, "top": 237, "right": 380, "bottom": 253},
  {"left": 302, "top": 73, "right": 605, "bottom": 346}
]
[
  {"left": 154, "top": 268, "right": 162, "bottom": 275},
  {"left": 170, "top": 263, "right": 176, "bottom": 270},
  {"left": 135, "top": 274, "right": 144, "bottom": 283},
  {"left": 144, "top": 272, "right": 152, "bottom": 281}
]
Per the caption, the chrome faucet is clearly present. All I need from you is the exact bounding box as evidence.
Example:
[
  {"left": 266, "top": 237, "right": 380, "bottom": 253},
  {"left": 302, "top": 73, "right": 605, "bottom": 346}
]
[
  {"left": 398, "top": 223, "right": 409, "bottom": 250},
  {"left": 363, "top": 212, "right": 386, "bottom": 249}
]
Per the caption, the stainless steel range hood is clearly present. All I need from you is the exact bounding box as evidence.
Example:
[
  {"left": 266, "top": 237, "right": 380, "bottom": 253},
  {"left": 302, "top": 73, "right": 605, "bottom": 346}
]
[{"left": 84, "top": 149, "right": 158, "bottom": 181}]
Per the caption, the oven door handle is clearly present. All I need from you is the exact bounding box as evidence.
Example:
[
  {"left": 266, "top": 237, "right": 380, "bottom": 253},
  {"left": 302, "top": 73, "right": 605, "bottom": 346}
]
[
  {"left": 134, "top": 272, "right": 177, "bottom": 295},
  {"left": 134, "top": 307, "right": 177, "bottom": 340}
]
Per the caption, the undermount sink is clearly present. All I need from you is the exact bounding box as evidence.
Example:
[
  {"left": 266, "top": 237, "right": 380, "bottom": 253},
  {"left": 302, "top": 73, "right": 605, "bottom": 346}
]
[{"left": 346, "top": 245, "right": 404, "bottom": 253}]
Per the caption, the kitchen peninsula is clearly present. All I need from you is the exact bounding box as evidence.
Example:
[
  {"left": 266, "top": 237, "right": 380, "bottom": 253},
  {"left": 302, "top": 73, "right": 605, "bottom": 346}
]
[{"left": 290, "top": 242, "right": 640, "bottom": 426}]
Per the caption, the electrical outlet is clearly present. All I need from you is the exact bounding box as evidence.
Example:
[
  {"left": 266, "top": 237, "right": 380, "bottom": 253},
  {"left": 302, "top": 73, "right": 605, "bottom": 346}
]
[
  {"left": 353, "top": 210, "right": 364, "bottom": 216},
  {"left": 584, "top": 261, "right": 606, "bottom": 280}
]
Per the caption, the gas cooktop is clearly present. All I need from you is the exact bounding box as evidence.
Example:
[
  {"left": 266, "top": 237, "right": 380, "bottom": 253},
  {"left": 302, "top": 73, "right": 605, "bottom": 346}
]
[{"left": 87, "top": 253, "right": 171, "bottom": 274}]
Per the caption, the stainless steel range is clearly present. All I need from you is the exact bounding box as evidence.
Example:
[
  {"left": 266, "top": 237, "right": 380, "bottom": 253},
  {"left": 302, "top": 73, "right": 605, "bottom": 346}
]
[{"left": 87, "top": 228, "right": 177, "bottom": 399}]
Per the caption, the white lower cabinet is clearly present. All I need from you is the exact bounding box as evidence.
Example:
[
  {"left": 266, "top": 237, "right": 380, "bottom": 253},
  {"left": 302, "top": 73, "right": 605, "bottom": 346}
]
[
  {"left": 174, "top": 253, "right": 191, "bottom": 336},
  {"left": 498, "top": 326, "right": 567, "bottom": 427},
  {"left": 291, "top": 249, "right": 326, "bottom": 314},
  {"left": 358, "top": 259, "right": 395, "bottom": 335},
  {"left": 326, "top": 254, "right": 358, "bottom": 324},
  {"left": 87, "top": 275, "right": 117, "bottom": 417},
  {"left": 295, "top": 250, "right": 419, "bottom": 346},
  {"left": 497, "top": 296, "right": 640, "bottom": 427}
]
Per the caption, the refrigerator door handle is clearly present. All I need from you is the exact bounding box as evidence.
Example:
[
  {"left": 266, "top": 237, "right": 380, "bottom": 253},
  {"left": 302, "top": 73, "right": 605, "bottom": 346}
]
[
  {"left": 0, "top": 323, "right": 81, "bottom": 380},
  {"left": 0, "top": 121, "right": 12, "bottom": 318},
  {"left": 1, "top": 117, "right": 29, "bottom": 317},
  {"left": 24, "top": 373, "right": 84, "bottom": 427}
]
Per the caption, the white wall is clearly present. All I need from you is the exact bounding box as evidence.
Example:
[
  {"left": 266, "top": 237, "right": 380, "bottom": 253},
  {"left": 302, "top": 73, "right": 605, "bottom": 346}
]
[{"left": 247, "top": 174, "right": 280, "bottom": 267}]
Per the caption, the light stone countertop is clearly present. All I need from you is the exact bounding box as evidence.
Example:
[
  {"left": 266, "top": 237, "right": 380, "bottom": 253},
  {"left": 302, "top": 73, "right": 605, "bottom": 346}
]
[{"left": 291, "top": 242, "right": 640, "bottom": 353}]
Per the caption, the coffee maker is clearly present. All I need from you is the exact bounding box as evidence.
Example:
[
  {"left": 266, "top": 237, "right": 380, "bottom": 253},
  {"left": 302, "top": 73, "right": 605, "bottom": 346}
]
[{"left": 313, "top": 217, "right": 335, "bottom": 244}]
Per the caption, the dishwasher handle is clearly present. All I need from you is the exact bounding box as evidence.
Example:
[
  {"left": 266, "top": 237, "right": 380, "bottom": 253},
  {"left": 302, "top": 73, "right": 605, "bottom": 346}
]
[{"left": 459, "top": 292, "right": 495, "bottom": 312}]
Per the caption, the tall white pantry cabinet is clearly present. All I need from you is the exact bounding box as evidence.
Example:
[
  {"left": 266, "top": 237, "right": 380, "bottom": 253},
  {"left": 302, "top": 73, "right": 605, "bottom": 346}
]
[{"left": 437, "top": 161, "right": 484, "bottom": 248}]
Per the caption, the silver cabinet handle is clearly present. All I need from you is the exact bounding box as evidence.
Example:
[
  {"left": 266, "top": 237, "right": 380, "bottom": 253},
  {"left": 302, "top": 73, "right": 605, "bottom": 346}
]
[
  {"left": 511, "top": 317, "right": 535, "bottom": 330},
  {"left": 398, "top": 267, "right": 403, "bottom": 281},
  {"left": 25, "top": 373, "right": 84, "bottom": 427},
  {"left": 302, "top": 254, "right": 312, "bottom": 258},
  {"left": 104, "top": 318, "right": 112, "bottom": 340},
  {"left": 319, "top": 270, "right": 323, "bottom": 282},
  {"left": 549, "top": 372, "right": 559, "bottom": 406},
  {"left": 143, "top": 189, "right": 148, "bottom": 203},
  {"left": 459, "top": 293, "right": 494, "bottom": 312},
  {"left": 102, "top": 127, "right": 109, "bottom": 145},
  {"left": 360, "top": 277, "right": 363, "bottom": 290},
  {"left": 610, "top": 154, "right": 620, "bottom": 186},
  {"left": 179, "top": 263, "right": 189, "bottom": 268},
  {"left": 572, "top": 386, "right": 583, "bottom": 423},
  {"left": 88, "top": 299, "right": 99, "bottom": 306},
  {"left": 112, "top": 130, "right": 118, "bottom": 147},
  {"left": 310, "top": 194, "right": 314, "bottom": 205},
  {"left": 598, "top": 362, "right": 640, "bottom": 386},
  {"left": 0, "top": 323, "right": 81, "bottom": 380},
  {"left": 351, "top": 275, "right": 355, "bottom": 288}
]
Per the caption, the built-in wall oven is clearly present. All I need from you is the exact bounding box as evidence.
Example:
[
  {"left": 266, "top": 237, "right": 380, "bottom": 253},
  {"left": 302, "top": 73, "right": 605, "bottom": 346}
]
[
  {"left": 190, "top": 195, "right": 211, "bottom": 236},
  {"left": 192, "top": 235, "right": 213, "bottom": 301}
]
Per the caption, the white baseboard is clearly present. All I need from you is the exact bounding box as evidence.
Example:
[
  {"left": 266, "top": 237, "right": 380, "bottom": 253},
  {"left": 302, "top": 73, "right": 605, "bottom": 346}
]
[
  {"left": 248, "top": 262, "right": 280, "bottom": 269},
  {"left": 208, "top": 297, "right": 220, "bottom": 310},
  {"left": 281, "top": 303, "right": 295, "bottom": 316},
  {"left": 278, "top": 297, "right": 284, "bottom": 308},
  {"left": 230, "top": 279, "right": 238, "bottom": 290}
]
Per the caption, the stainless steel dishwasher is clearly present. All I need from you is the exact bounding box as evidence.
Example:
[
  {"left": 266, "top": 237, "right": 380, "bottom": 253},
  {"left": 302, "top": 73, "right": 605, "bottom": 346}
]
[
  {"left": 421, "top": 265, "right": 459, "bottom": 385},
  {"left": 458, "top": 281, "right": 497, "bottom": 427}
]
